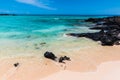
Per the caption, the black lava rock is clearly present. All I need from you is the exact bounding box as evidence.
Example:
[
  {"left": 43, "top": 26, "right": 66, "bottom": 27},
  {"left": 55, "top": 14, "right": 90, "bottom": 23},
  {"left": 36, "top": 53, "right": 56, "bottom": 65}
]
[
  {"left": 67, "top": 16, "right": 120, "bottom": 46},
  {"left": 44, "top": 51, "right": 57, "bottom": 60},
  {"left": 14, "top": 63, "right": 19, "bottom": 67},
  {"left": 59, "top": 56, "right": 71, "bottom": 63}
]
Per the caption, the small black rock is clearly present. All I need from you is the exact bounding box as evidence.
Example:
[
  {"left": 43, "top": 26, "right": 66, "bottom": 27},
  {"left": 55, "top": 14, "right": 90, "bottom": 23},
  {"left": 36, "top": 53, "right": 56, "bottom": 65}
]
[
  {"left": 14, "top": 63, "right": 19, "bottom": 67},
  {"left": 64, "top": 56, "right": 70, "bottom": 61},
  {"left": 59, "top": 56, "right": 71, "bottom": 63},
  {"left": 59, "top": 57, "right": 65, "bottom": 63},
  {"left": 44, "top": 51, "right": 57, "bottom": 60}
]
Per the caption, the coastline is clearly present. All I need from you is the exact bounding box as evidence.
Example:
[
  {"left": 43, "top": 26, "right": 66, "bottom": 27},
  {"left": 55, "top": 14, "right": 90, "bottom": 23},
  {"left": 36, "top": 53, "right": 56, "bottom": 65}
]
[
  {"left": 0, "top": 45, "right": 120, "bottom": 80},
  {"left": 0, "top": 15, "right": 120, "bottom": 80}
]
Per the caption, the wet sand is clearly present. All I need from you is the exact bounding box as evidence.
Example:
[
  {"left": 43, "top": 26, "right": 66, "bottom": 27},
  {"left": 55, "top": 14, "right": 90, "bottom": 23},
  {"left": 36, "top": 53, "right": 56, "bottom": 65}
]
[{"left": 0, "top": 45, "right": 120, "bottom": 80}]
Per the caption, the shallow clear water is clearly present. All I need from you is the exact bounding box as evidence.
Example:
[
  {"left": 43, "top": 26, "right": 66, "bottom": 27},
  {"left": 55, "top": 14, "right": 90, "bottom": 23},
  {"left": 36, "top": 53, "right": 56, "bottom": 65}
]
[{"left": 0, "top": 15, "right": 106, "bottom": 58}]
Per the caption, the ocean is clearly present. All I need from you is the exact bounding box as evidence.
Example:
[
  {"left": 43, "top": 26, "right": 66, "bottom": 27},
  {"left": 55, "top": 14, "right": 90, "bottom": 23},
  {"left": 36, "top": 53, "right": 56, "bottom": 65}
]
[{"left": 0, "top": 15, "right": 106, "bottom": 59}]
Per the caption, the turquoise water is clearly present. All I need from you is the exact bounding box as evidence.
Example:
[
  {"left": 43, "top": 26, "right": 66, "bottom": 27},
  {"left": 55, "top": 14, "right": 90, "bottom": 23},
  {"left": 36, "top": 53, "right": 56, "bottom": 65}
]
[
  {"left": 0, "top": 16, "right": 106, "bottom": 41},
  {"left": 0, "top": 15, "right": 106, "bottom": 58}
]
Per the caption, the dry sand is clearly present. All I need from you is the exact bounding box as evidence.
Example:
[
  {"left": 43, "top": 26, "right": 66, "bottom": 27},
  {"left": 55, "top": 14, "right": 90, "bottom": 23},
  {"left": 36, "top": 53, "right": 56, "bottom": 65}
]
[
  {"left": 41, "top": 61, "right": 120, "bottom": 80},
  {"left": 0, "top": 45, "right": 120, "bottom": 80}
]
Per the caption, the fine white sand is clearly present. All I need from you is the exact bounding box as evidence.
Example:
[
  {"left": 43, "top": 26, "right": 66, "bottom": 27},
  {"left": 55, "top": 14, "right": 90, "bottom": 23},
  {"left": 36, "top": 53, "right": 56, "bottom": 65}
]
[
  {"left": 41, "top": 61, "right": 120, "bottom": 80},
  {"left": 0, "top": 46, "right": 120, "bottom": 80}
]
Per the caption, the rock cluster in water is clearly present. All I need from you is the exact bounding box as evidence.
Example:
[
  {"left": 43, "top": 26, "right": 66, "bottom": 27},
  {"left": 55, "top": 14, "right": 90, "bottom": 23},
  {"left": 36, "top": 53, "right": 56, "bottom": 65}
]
[{"left": 67, "top": 16, "right": 120, "bottom": 46}]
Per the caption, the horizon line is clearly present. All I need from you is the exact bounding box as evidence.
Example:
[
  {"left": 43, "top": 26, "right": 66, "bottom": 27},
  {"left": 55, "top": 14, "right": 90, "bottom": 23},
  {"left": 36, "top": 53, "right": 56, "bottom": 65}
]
[{"left": 0, "top": 13, "right": 120, "bottom": 16}]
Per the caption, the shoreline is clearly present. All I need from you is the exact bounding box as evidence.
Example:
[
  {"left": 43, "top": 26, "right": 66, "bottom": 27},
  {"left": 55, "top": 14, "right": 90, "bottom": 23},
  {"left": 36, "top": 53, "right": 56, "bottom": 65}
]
[{"left": 0, "top": 45, "right": 120, "bottom": 80}]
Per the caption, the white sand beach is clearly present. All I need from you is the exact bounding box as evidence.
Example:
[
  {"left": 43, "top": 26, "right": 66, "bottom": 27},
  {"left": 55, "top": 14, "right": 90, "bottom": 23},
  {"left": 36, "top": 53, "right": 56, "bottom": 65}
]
[
  {"left": 0, "top": 45, "right": 120, "bottom": 80},
  {"left": 41, "top": 61, "right": 120, "bottom": 80}
]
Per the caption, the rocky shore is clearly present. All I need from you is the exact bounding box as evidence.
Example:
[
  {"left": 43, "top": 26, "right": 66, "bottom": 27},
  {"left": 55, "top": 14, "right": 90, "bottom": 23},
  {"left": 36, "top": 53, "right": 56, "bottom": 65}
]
[{"left": 67, "top": 16, "right": 120, "bottom": 46}]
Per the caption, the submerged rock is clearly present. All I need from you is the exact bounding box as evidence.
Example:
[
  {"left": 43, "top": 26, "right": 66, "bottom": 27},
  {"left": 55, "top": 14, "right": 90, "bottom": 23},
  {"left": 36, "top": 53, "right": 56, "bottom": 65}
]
[
  {"left": 26, "top": 35, "right": 31, "bottom": 38},
  {"left": 34, "top": 43, "right": 38, "bottom": 46},
  {"left": 40, "top": 42, "right": 46, "bottom": 45},
  {"left": 35, "top": 47, "right": 40, "bottom": 49}
]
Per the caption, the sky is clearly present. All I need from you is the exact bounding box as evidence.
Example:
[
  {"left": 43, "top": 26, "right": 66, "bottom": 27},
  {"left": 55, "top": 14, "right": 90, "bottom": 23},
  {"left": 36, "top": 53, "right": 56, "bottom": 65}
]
[{"left": 0, "top": 0, "right": 120, "bottom": 15}]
